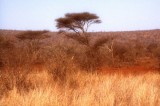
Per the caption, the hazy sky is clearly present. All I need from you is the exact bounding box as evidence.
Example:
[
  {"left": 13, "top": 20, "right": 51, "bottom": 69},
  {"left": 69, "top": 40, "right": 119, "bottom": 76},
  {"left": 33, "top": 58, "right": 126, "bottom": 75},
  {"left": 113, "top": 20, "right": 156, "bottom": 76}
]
[{"left": 0, "top": 0, "right": 160, "bottom": 31}]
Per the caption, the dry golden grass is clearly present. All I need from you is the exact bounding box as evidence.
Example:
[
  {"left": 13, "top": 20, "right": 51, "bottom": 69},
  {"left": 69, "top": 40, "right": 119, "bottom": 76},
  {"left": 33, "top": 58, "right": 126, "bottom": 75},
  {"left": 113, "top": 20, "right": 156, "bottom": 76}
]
[
  {"left": 0, "top": 69, "right": 159, "bottom": 106},
  {"left": 0, "top": 29, "right": 160, "bottom": 106}
]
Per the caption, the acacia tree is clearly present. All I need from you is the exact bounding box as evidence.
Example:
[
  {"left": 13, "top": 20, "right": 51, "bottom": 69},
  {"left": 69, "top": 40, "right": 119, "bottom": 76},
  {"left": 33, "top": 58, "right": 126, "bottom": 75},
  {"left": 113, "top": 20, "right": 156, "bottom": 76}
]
[
  {"left": 16, "top": 30, "right": 49, "bottom": 41},
  {"left": 56, "top": 12, "right": 110, "bottom": 71},
  {"left": 56, "top": 12, "right": 101, "bottom": 33},
  {"left": 16, "top": 30, "right": 50, "bottom": 65},
  {"left": 56, "top": 12, "right": 101, "bottom": 46}
]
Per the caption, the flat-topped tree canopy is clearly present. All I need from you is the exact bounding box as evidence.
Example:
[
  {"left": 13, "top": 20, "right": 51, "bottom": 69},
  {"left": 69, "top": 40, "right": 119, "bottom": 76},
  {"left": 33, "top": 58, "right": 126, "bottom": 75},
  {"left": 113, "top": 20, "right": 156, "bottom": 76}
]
[
  {"left": 56, "top": 12, "right": 101, "bottom": 34},
  {"left": 16, "top": 30, "right": 50, "bottom": 41}
]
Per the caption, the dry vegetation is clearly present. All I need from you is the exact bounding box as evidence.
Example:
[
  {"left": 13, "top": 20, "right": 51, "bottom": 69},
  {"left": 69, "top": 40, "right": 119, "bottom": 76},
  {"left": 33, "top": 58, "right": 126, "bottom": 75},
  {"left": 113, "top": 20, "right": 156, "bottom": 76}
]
[{"left": 0, "top": 29, "right": 160, "bottom": 106}]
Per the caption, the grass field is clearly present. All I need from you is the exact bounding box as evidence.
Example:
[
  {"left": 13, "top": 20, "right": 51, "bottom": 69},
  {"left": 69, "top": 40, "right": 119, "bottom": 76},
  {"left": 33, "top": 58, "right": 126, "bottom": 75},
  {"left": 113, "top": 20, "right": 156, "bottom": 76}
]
[
  {"left": 0, "top": 69, "right": 160, "bottom": 106},
  {"left": 0, "top": 29, "right": 160, "bottom": 106}
]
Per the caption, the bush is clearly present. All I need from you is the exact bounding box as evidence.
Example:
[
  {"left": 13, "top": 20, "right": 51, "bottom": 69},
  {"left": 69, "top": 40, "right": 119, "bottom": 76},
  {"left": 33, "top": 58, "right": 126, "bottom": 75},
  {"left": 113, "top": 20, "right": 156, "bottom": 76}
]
[{"left": 0, "top": 36, "right": 15, "bottom": 68}]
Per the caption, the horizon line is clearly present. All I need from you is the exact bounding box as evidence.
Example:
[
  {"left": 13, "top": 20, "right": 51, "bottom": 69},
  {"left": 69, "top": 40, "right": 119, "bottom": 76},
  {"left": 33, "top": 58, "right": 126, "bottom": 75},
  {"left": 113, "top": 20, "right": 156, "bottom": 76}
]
[{"left": 0, "top": 28, "right": 160, "bottom": 33}]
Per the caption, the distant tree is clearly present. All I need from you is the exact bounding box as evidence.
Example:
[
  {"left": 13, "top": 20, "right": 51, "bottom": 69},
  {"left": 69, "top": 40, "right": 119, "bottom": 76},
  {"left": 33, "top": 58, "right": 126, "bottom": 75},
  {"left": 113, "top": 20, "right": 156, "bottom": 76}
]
[
  {"left": 16, "top": 30, "right": 50, "bottom": 65},
  {"left": 16, "top": 30, "right": 49, "bottom": 52},
  {"left": 56, "top": 12, "right": 101, "bottom": 46},
  {"left": 16, "top": 30, "right": 49, "bottom": 41},
  {"left": 56, "top": 12, "right": 101, "bottom": 34},
  {"left": 56, "top": 12, "right": 110, "bottom": 71},
  {"left": 16, "top": 30, "right": 50, "bottom": 50}
]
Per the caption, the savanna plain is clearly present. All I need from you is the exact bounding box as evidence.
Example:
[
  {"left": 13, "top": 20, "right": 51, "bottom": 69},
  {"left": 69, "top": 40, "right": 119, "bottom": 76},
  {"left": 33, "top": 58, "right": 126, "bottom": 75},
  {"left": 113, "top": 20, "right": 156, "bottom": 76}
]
[{"left": 0, "top": 29, "right": 160, "bottom": 106}]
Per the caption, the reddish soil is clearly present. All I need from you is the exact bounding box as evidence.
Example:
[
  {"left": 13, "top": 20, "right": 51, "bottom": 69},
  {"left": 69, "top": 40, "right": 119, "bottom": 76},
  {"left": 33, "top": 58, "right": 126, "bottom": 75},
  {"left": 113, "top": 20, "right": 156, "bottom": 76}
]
[
  {"left": 99, "top": 57, "right": 160, "bottom": 75},
  {"left": 99, "top": 66, "right": 159, "bottom": 75}
]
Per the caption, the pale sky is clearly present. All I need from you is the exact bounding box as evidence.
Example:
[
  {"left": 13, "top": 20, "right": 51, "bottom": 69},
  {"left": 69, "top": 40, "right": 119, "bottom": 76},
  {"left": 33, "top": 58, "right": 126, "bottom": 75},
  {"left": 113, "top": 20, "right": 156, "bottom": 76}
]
[{"left": 0, "top": 0, "right": 160, "bottom": 31}]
